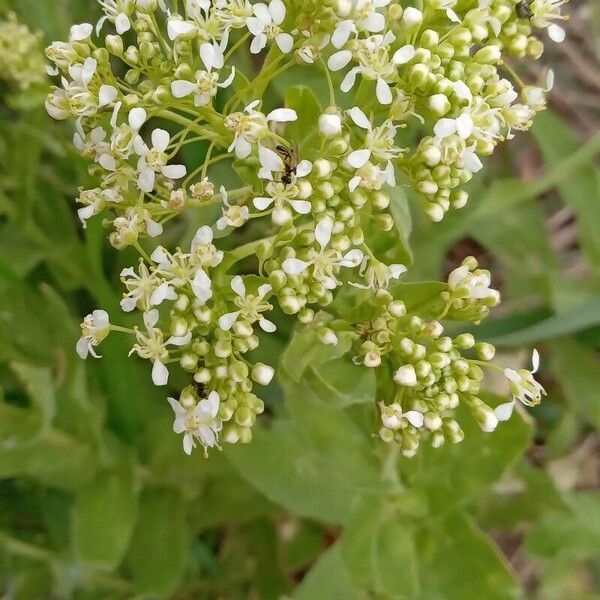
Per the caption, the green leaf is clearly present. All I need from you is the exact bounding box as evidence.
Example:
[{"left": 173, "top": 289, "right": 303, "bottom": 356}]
[
  {"left": 304, "top": 357, "right": 376, "bottom": 407},
  {"left": 228, "top": 379, "right": 385, "bottom": 524},
  {"left": 400, "top": 403, "right": 532, "bottom": 514},
  {"left": 284, "top": 86, "right": 322, "bottom": 147},
  {"left": 125, "top": 487, "right": 188, "bottom": 597},
  {"left": 72, "top": 461, "right": 139, "bottom": 568},
  {"left": 341, "top": 497, "right": 419, "bottom": 598},
  {"left": 389, "top": 185, "right": 414, "bottom": 266},
  {"left": 417, "top": 512, "right": 520, "bottom": 599},
  {"left": 549, "top": 338, "right": 600, "bottom": 428},
  {"left": 294, "top": 544, "right": 361, "bottom": 600}
]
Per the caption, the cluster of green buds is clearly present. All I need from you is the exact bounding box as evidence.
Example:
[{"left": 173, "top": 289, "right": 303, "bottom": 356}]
[
  {"left": 0, "top": 12, "right": 46, "bottom": 92},
  {"left": 48, "top": 0, "right": 561, "bottom": 455}
]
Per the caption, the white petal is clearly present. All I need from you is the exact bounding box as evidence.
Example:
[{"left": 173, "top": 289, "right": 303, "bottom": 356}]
[
  {"left": 315, "top": 217, "right": 333, "bottom": 248},
  {"left": 267, "top": 108, "right": 297, "bottom": 122},
  {"left": 183, "top": 432, "right": 193, "bottom": 455},
  {"left": 250, "top": 33, "right": 267, "bottom": 54},
  {"left": 296, "top": 160, "right": 312, "bottom": 177},
  {"left": 167, "top": 332, "right": 193, "bottom": 346},
  {"left": 453, "top": 80, "right": 473, "bottom": 101},
  {"left": 494, "top": 401, "right": 515, "bottom": 422},
  {"left": 282, "top": 258, "right": 310, "bottom": 275},
  {"left": 70, "top": 23, "right": 93, "bottom": 42},
  {"left": 194, "top": 225, "right": 213, "bottom": 246},
  {"left": 253, "top": 196, "right": 275, "bottom": 210},
  {"left": 376, "top": 78, "right": 392, "bottom": 105},
  {"left": 339, "top": 249, "right": 364, "bottom": 267},
  {"left": 253, "top": 3, "right": 272, "bottom": 23},
  {"left": 161, "top": 164, "right": 187, "bottom": 179},
  {"left": 167, "top": 396, "right": 187, "bottom": 420},
  {"left": 456, "top": 113, "right": 474, "bottom": 139},
  {"left": 98, "top": 85, "right": 118, "bottom": 107},
  {"left": 198, "top": 425, "right": 216, "bottom": 447},
  {"left": 200, "top": 42, "right": 216, "bottom": 71},
  {"left": 258, "top": 284, "right": 272, "bottom": 298},
  {"left": 192, "top": 269, "right": 212, "bottom": 296},
  {"left": 207, "top": 390, "right": 220, "bottom": 416},
  {"left": 246, "top": 16, "right": 266, "bottom": 36},
  {"left": 76, "top": 337, "right": 90, "bottom": 359},
  {"left": 144, "top": 309, "right": 160, "bottom": 329},
  {"left": 259, "top": 144, "right": 283, "bottom": 171},
  {"left": 504, "top": 368, "right": 521, "bottom": 383},
  {"left": 269, "top": 0, "right": 286, "bottom": 24},
  {"left": 151, "top": 282, "right": 176, "bottom": 306},
  {"left": 332, "top": 20, "right": 354, "bottom": 49},
  {"left": 389, "top": 264, "right": 407, "bottom": 279},
  {"left": 275, "top": 33, "right": 294, "bottom": 53},
  {"left": 151, "top": 246, "right": 169, "bottom": 265},
  {"left": 167, "top": 17, "right": 196, "bottom": 40},
  {"left": 446, "top": 8, "right": 460, "bottom": 22},
  {"left": 340, "top": 67, "right": 359, "bottom": 93},
  {"left": 152, "top": 128, "right": 170, "bottom": 152},
  {"left": 231, "top": 275, "right": 246, "bottom": 297},
  {"left": 405, "top": 410, "right": 424, "bottom": 428},
  {"left": 348, "top": 175, "right": 361, "bottom": 192},
  {"left": 328, "top": 50, "right": 352, "bottom": 72},
  {"left": 348, "top": 106, "right": 371, "bottom": 130},
  {"left": 152, "top": 361, "right": 169, "bottom": 386},
  {"left": 219, "top": 311, "right": 240, "bottom": 330},
  {"left": 548, "top": 24, "right": 566, "bottom": 43},
  {"left": 115, "top": 13, "right": 131, "bottom": 34},
  {"left": 81, "top": 58, "right": 97, "bottom": 86},
  {"left": 129, "top": 107, "right": 147, "bottom": 129},
  {"left": 138, "top": 169, "right": 155, "bottom": 193},
  {"left": 99, "top": 154, "right": 116, "bottom": 171},
  {"left": 531, "top": 348, "right": 540, "bottom": 373},
  {"left": 259, "top": 318, "right": 277, "bottom": 333},
  {"left": 146, "top": 218, "right": 163, "bottom": 238},
  {"left": 392, "top": 44, "right": 416, "bottom": 65},
  {"left": 434, "top": 118, "right": 457, "bottom": 138},
  {"left": 289, "top": 200, "right": 311, "bottom": 214},
  {"left": 235, "top": 136, "right": 252, "bottom": 159},
  {"left": 348, "top": 148, "right": 371, "bottom": 169},
  {"left": 171, "top": 80, "right": 197, "bottom": 98}
]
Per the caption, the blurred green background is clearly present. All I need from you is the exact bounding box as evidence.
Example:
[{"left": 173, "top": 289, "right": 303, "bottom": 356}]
[{"left": 1, "top": 1, "right": 600, "bottom": 599}]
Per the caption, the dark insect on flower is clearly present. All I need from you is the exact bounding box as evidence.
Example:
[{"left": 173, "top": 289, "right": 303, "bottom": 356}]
[
  {"left": 515, "top": 0, "right": 532, "bottom": 19},
  {"left": 193, "top": 380, "right": 206, "bottom": 398},
  {"left": 276, "top": 143, "right": 299, "bottom": 186}
]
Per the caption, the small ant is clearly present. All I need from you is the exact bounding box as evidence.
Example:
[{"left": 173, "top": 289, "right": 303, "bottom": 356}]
[
  {"left": 276, "top": 143, "right": 299, "bottom": 186},
  {"left": 515, "top": 0, "right": 532, "bottom": 19}
]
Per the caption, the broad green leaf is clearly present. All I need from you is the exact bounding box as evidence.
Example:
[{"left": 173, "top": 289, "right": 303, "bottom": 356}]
[
  {"left": 304, "top": 357, "right": 376, "bottom": 407},
  {"left": 549, "top": 338, "right": 600, "bottom": 428},
  {"left": 125, "top": 488, "right": 188, "bottom": 597},
  {"left": 389, "top": 185, "right": 414, "bottom": 266},
  {"left": 400, "top": 402, "right": 532, "bottom": 514},
  {"left": 417, "top": 512, "right": 520, "bottom": 599},
  {"left": 228, "top": 379, "right": 385, "bottom": 524},
  {"left": 284, "top": 86, "right": 322, "bottom": 147},
  {"left": 280, "top": 323, "right": 355, "bottom": 382},
  {"left": 341, "top": 496, "right": 419, "bottom": 598},
  {"left": 72, "top": 461, "right": 139, "bottom": 568},
  {"left": 294, "top": 544, "right": 362, "bottom": 600}
]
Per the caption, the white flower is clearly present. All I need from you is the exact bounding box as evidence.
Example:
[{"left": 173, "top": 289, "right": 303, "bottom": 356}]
[
  {"left": 96, "top": 0, "right": 132, "bottom": 35},
  {"left": 120, "top": 262, "right": 176, "bottom": 313},
  {"left": 225, "top": 101, "right": 296, "bottom": 158},
  {"left": 460, "top": 145, "right": 483, "bottom": 173},
  {"left": 76, "top": 310, "right": 110, "bottom": 359},
  {"left": 171, "top": 38, "right": 236, "bottom": 106},
  {"left": 216, "top": 186, "right": 250, "bottom": 230},
  {"left": 328, "top": 32, "right": 397, "bottom": 105},
  {"left": 282, "top": 217, "right": 364, "bottom": 290},
  {"left": 190, "top": 225, "right": 224, "bottom": 268},
  {"left": 346, "top": 107, "right": 403, "bottom": 179},
  {"left": 246, "top": 0, "right": 293, "bottom": 54},
  {"left": 434, "top": 113, "right": 474, "bottom": 140},
  {"left": 151, "top": 246, "right": 213, "bottom": 304},
  {"left": 495, "top": 349, "right": 547, "bottom": 421},
  {"left": 354, "top": 257, "right": 407, "bottom": 290},
  {"left": 134, "top": 129, "right": 187, "bottom": 193},
  {"left": 218, "top": 276, "right": 276, "bottom": 333},
  {"left": 131, "top": 310, "right": 191, "bottom": 386},
  {"left": 379, "top": 401, "right": 424, "bottom": 430},
  {"left": 167, "top": 15, "right": 197, "bottom": 40},
  {"left": 447, "top": 265, "right": 497, "bottom": 300},
  {"left": 331, "top": 0, "right": 390, "bottom": 49},
  {"left": 168, "top": 391, "right": 222, "bottom": 455}
]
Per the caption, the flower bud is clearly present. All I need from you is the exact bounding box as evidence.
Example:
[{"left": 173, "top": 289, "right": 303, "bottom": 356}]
[
  {"left": 252, "top": 362, "right": 275, "bottom": 385},
  {"left": 319, "top": 113, "right": 342, "bottom": 137},
  {"left": 394, "top": 364, "right": 418, "bottom": 387}
]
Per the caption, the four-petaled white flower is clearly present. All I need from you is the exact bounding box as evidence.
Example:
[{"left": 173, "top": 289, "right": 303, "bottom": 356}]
[
  {"left": 495, "top": 349, "right": 547, "bottom": 421},
  {"left": 434, "top": 113, "right": 474, "bottom": 141},
  {"left": 171, "top": 37, "right": 236, "bottom": 106},
  {"left": 218, "top": 276, "right": 276, "bottom": 333},
  {"left": 246, "top": 0, "right": 293, "bottom": 54},
  {"left": 216, "top": 186, "right": 251, "bottom": 230},
  {"left": 447, "top": 265, "right": 497, "bottom": 301},
  {"left": 134, "top": 129, "right": 187, "bottom": 193},
  {"left": 96, "top": 0, "right": 132, "bottom": 35},
  {"left": 282, "top": 217, "right": 364, "bottom": 289},
  {"left": 331, "top": 0, "right": 390, "bottom": 49},
  {"left": 76, "top": 310, "right": 110, "bottom": 359},
  {"left": 168, "top": 391, "right": 222, "bottom": 455}
]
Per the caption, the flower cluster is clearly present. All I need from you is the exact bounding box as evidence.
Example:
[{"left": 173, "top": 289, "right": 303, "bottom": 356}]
[
  {"left": 50, "top": 0, "right": 560, "bottom": 456},
  {"left": 0, "top": 13, "right": 46, "bottom": 92}
]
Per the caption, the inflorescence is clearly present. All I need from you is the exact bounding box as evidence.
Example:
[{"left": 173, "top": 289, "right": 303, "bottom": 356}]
[{"left": 42, "top": 0, "right": 562, "bottom": 456}]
